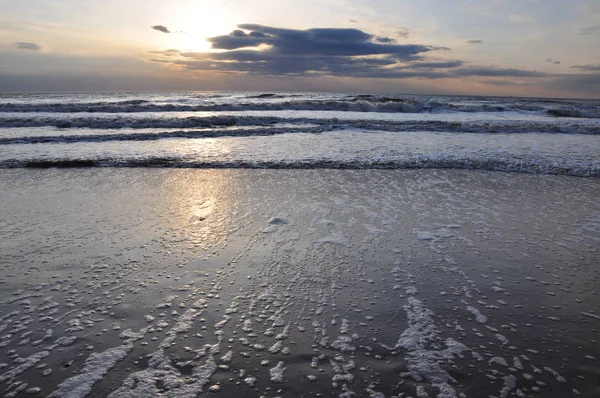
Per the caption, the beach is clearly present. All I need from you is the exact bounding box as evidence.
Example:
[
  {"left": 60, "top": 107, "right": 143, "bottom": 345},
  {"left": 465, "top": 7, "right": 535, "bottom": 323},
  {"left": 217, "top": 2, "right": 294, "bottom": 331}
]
[
  {"left": 3, "top": 0, "right": 600, "bottom": 394},
  {"left": 1, "top": 168, "right": 598, "bottom": 397},
  {"left": 2, "top": 0, "right": 600, "bottom": 393}
]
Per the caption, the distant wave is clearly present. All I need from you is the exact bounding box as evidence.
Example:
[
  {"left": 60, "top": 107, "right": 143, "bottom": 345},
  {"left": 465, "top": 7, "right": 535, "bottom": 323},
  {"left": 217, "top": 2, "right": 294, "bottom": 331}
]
[
  {"left": 0, "top": 127, "right": 325, "bottom": 144},
  {"left": 0, "top": 115, "right": 270, "bottom": 129},
  {"left": 546, "top": 108, "right": 600, "bottom": 118},
  {"left": 3, "top": 92, "right": 596, "bottom": 178},
  {"left": 0, "top": 98, "right": 598, "bottom": 117},
  {"left": 0, "top": 116, "right": 598, "bottom": 135},
  {"left": 1, "top": 157, "right": 597, "bottom": 177},
  {"left": 0, "top": 99, "right": 428, "bottom": 113}
]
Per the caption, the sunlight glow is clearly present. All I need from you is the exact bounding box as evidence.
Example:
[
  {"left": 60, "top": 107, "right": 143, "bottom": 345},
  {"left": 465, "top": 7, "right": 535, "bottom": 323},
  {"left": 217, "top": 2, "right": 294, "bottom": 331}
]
[{"left": 170, "top": 1, "right": 235, "bottom": 52}]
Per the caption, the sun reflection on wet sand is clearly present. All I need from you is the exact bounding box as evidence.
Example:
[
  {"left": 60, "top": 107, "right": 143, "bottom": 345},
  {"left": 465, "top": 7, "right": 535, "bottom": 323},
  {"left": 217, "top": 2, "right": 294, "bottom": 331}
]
[{"left": 161, "top": 169, "right": 239, "bottom": 254}]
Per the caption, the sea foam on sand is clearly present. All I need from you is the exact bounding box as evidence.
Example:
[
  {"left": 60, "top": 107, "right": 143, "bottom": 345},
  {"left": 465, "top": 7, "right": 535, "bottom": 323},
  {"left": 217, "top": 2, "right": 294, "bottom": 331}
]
[{"left": 0, "top": 169, "right": 598, "bottom": 398}]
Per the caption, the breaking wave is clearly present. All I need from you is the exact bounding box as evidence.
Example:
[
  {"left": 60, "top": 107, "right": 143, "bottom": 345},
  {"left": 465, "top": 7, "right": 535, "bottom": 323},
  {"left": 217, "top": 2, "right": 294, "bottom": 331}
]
[
  {"left": 1, "top": 92, "right": 597, "bottom": 179},
  {"left": 0, "top": 116, "right": 598, "bottom": 135},
  {"left": 0, "top": 97, "right": 598, "bottom": 117},
  {"left": 1, "top": 157, "right": 597, "bottom": 177}
]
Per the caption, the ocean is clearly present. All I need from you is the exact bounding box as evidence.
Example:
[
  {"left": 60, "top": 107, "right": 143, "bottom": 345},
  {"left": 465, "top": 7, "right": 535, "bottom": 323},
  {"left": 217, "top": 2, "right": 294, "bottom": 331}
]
[
  {"left": 0, "top": 92, "right": 599, "bottom": 398},
  {"left": 0, "top": 92, "right": 598, "bottom": 174}
]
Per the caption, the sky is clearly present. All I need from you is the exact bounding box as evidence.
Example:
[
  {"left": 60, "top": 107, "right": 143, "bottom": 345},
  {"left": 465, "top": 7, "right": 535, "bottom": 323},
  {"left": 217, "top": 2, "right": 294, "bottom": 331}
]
[{"left": 0, "top": 0, "right": 599, "bottom": 97}]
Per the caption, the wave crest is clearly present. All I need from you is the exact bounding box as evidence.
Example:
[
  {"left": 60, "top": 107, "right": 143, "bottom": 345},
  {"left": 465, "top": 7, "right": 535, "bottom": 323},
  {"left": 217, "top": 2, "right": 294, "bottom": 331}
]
[
  {"left": 1, "top": 157, "right": 597, "bottom": 177},
  {"left": 0, "top": 98, "right": 598, "bottom": 117},
  {"left": 0, "top": 116, "right": 598, "bottom": 135}
]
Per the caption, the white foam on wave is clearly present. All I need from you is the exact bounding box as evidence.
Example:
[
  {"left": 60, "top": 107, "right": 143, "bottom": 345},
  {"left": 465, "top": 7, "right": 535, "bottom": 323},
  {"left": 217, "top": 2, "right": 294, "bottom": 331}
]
[{"left": 3, "top": 125, "right": 600, "bottom": 177}]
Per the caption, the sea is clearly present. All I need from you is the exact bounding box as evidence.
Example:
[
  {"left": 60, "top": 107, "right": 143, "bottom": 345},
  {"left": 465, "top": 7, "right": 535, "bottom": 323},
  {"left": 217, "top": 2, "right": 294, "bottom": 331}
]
[
  {"left": 1, "top": 92, "right": 599, "bottom": 398},
  {"left": 0, "top": 91, "right": 598, "bottom": 174}
]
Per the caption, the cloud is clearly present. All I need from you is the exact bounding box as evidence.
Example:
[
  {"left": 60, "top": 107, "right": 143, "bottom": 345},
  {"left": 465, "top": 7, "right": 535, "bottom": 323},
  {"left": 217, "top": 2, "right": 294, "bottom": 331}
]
[
  {"left": 148, "top": 24, "right": 452, "bottom": 79},
  {"left": 578, "top": 25, "right": 600, "bottom": 35},
  {"left": 14, "top": 42, "right": 41, "bottom": 51},
  {"left": 543, "top": 73, "right": 600, "bottom": 95},
  {"left": 375, "top": 36, "right": 396, "bottom": 44},
  {"left": 396, "top": 27, "right": 412, "bottom": 39},
  {"left": 377, "top": 24, "right": 412, "bottom": 39},
  {"left": 206, "top": 24, "right": 435, "bottom": 58},
  {"left": 1, "top": 22, "right": 24, "bottom": 32},
  {"left": 161, "top": 52, "right": 450, "bottom": 79},
  {"left": 410, "top": 60, "right": 464, "bottom": 68},
  {"left": 563, "top": 73, "right": 600, "bottom": 85},
  {"left": 151, "top": 25, "right": 170, "bottom": 34},
  {"left": 149, "top": 24, "right": 552, "bottom": 82},
  {"left": 480, "top": 80, "right": 521, "bottom": 86},
  {"left": 570, "top": 64, "right": 600, "bottom": 71},
  {"left": 466, "top": 40, "right": 483, "bottom": 44},
  {"left": 454, "top": 67, "right": 547, "bottom": 78},
  {"left": 348, "top": 19, "right": 358, "bottom": 24},
  {"left": 148, "top": 49, "right": 181, "bottom": 57},
  {"left": 545, "top": 58, "right": 560, "bottom": 65}
]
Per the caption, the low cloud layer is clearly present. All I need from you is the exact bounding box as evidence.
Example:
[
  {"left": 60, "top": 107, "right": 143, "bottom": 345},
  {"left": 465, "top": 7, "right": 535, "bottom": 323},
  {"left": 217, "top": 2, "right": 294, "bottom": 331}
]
[
  {"left": 454, "top": 68, "right": 547, "bottom": 77},
  {"left": 2, "top": 23, "right": 596, "bottom": 97},
  {"left": 578, "top": 25, "right": 600, "bottom": 35},
  {"left": 151, "top": 25, "right": 170, "bottom": 34},
  {"left": 15, "top": 42, "right": 41, "bottom": 51},
  {"left": 394, "top": 27, "right": 412, "bottom": 39},
  {"left": 571, "top": 64, "right": 600, "bottom": 71}
]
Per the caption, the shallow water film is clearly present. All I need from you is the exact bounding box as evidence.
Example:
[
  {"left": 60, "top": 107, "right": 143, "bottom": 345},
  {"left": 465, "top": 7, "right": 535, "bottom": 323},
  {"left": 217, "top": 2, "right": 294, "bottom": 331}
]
[{"left": 0, "top": 169, "right": 599, "bottom": 397}]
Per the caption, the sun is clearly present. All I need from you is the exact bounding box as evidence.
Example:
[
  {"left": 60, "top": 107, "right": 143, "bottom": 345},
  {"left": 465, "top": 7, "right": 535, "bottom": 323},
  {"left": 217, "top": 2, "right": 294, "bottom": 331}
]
[{"left": 169, "top": 1, "right": 235, "bottom": 52}]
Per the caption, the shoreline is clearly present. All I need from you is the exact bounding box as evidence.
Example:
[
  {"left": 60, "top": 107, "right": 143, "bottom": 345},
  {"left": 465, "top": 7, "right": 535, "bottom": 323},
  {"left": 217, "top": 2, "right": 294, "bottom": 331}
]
[{"left": 1, "top": 169, "right": 598, "bottom": 397}]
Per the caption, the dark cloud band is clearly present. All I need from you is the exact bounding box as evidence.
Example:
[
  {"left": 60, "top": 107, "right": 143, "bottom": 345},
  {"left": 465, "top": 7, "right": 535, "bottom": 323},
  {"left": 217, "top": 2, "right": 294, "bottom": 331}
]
[
  {"left": 15, "top": 42, "right": 41, "bottom": 51},
  {"left": 571, "top": 64, "right": 600, "bottom": 71},
  {"left": 151, "top": 25, "right": 170, "bottom": 34},
  {"left": 206, "top": 24, "right": 434, "bottom": 58},
  {"left": 150, "top": 24, "right": 550, "bottom": 81}
]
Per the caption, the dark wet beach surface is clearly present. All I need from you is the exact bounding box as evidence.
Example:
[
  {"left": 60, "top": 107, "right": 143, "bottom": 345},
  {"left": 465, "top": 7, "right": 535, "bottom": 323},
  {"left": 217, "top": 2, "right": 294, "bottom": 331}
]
[{"left": 0, "top": 169, "right": 598, "bottom": 397}]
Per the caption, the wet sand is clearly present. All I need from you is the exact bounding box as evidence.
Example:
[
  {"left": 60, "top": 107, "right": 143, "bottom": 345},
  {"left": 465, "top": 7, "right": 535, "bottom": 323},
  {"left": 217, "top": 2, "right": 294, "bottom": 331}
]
[{"left": 0, "top": 169, "right": 598, "bottom": 397}]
